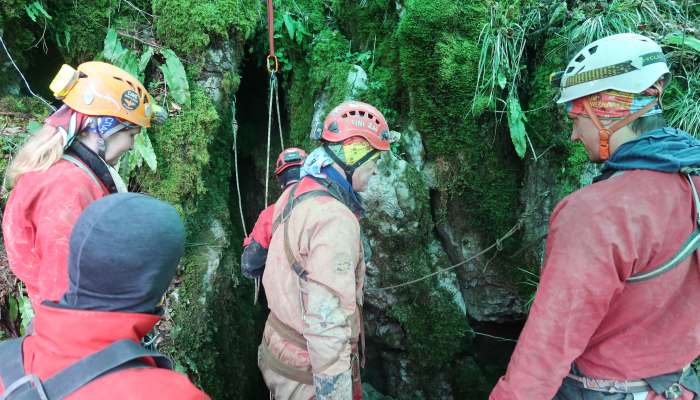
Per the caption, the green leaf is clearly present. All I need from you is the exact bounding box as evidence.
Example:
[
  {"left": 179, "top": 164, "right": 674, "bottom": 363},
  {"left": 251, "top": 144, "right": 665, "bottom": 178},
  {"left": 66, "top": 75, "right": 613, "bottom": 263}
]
[
  {"left": 507, "top": 95, "right": 528, "bottom": 159},
  {"left": 134, "top": 129, "right": 157, "bottom": 171},
  {"left": 102, "top": 28, "right": 123, "bottom": 62},
  {"left": 27, "top": 120, "right": 42, "bottom": 133},
  {"left": 283, "top": 13, "right": 296, "bottom": 40},
  {"left": 663, "top": 32, "right": 700, "bottom": 54},
  {"left": 118, "top": 52, "right": 140, "bottom": 77},
  {"left": 24, "top": 4, "right": 37, "bottom": 22},
  {"left": 18, "top": 291, "right": 34, "bottom": 336},
  {"left": 497, "top": 71, "right": 507, "bottom": 90},
  {"left": 32, "top": 1, "right": 51, "bottom": 19},
  {"left": 64, "top": 29, "right": 71, "bottom": 51},
  {"left": 8, "top": 296, "right": 18, "bottom": 323},
  {"left": 139, "top": 46, "right": 154, "bottom": 74},
  {"left": 159, "top": 48, "right": 191, "bottom": 107}
]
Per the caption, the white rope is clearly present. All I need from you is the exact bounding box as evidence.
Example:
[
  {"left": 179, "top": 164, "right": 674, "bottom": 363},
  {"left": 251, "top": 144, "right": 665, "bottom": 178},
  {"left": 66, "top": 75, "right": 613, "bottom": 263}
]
[
  {"left": 231, "top": 98, "right": 248, "bottom": 236},
  {"left": 273, "top": 75, "right": 284, "bottom": 150},
  {"left": 0, "top": 34, "right": 56, "bottom": 112},
  {"left": 367, "top": 220, "right": 522, "bottom": 291},
  {"left": 265, "top": 74, "right": 274, "bottom": 206},
  {"left": 254, "top": 277, "right": 261, "bottom": 305}
]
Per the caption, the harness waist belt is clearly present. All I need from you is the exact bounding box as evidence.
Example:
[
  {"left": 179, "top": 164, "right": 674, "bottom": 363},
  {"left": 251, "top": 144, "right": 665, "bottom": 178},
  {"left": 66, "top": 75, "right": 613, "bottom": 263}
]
[
  {"left": 258, "top": 342, "right": 314, "bottom": 386},
  {"left": 566, "top": 373, "right": 652, "bottom": 393}
]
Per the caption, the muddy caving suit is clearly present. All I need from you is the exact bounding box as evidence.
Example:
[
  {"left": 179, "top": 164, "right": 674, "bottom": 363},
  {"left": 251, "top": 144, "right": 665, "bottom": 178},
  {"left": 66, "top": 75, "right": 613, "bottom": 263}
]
[
  {"left": 490, "top": 168, "right": 700, "bottom": 400},
  {"left": 259, "top": 174, "right": 365, "bottom": 399},
  {"left": 241, "top": 205, "right": 275, "bottom": 278},
  {"left": 0, "top": 303, "right": 209, "bottom": 399}
]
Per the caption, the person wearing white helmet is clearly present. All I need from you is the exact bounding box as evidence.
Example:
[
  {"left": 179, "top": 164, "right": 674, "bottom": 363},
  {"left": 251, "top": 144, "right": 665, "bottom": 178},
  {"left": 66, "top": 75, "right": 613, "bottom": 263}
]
[{"left": 490, "top": 33, "right": 700, "bottom": 400}]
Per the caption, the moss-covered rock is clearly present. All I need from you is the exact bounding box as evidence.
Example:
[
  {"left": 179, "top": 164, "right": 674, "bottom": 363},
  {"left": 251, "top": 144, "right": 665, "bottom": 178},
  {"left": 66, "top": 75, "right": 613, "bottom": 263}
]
[{"left": 152, "top": 0, "right": 259, "bottom": 56}]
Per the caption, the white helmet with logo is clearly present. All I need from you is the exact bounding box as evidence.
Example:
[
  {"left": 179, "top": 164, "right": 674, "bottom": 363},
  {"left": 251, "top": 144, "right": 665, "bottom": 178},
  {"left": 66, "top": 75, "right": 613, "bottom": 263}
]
[{"left": 552, "top": 33, "right": 670, "bottom": 103}]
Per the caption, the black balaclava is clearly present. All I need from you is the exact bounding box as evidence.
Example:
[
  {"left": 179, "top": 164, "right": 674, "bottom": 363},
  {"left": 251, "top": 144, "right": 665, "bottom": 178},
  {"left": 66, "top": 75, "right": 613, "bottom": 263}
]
[
  {"left": 59, "top": 193, "right": 185, "bottom": 314},
  {"left": 277, "top": 166, "right": 301, "bottom": 188}
]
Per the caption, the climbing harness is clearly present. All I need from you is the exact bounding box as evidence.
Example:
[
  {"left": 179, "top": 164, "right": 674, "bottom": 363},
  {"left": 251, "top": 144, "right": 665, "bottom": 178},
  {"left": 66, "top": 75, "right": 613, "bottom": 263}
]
[
  {"left": 0, "top": 336, "right": 172, "bottom": 400},
  {"left": 559, "top": 363, "right": 700, "bottom": 399},
  {"left": 627, "top": 173, "right": 700, "bottom": 283}
]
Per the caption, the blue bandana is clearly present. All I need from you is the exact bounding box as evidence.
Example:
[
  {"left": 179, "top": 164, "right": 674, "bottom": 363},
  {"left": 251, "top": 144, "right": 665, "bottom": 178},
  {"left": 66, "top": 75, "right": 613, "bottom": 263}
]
[
  {"left": 602, "top": 127, "right": 700, "bottom": 174},
  {"left": 85, "top": 116, "right": 137, "bottom": 138}
]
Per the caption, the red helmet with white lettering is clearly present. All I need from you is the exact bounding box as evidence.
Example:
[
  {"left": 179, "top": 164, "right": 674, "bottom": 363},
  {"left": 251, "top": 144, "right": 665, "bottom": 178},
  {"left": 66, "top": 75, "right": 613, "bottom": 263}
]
[{"left": 321, "top": 101, "right": 391, "bottom": 150}]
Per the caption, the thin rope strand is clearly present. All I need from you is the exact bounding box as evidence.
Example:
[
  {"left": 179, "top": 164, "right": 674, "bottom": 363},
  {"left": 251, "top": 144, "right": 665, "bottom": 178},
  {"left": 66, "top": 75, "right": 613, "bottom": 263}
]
[
  {"left": 265, "top": 74, "right": 274, "bottom": 206},
  {"left": 367, "top": 221, "right": 522, "bottom": 291},
  {"left": 0, "top": 34, "right": 56, "bottom": 112},
  {"left": 273, "top": 75, "right": 284, "bottom": 150},
  {"left": 231, "top": 99, "right": 248, "bottom": 236}
]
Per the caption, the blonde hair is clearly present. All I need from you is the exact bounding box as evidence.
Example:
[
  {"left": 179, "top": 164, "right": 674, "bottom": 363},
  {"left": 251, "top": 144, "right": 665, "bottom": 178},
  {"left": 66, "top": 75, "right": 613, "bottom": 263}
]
[{"left": 5, "top": 124, "right": 65, "bottom": 188}]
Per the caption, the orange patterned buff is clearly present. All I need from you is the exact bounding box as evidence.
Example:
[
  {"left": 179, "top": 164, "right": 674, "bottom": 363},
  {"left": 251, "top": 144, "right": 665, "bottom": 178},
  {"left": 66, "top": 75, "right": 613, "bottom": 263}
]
[{"left": 567, "top": 83, "right": 663, "bottom": 119}]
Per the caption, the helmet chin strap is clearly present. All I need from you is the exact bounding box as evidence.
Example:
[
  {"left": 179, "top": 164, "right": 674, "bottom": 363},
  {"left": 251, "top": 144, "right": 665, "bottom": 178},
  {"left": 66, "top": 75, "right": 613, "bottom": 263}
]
[
  {"left": 323, "top": 142, "right": 378, "bottom": 188},
  {"left": 582, "top": 97, "right": 659, "bottom": 161},
  {"left": 97, "top": 136, "right": 107, "bottom": 160}
]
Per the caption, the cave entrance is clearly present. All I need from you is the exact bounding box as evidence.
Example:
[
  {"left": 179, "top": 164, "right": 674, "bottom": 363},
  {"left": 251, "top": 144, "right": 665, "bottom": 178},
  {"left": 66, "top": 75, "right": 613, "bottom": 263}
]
[{"left": 231, "top": 54, "right": 289, "bottom": 236}]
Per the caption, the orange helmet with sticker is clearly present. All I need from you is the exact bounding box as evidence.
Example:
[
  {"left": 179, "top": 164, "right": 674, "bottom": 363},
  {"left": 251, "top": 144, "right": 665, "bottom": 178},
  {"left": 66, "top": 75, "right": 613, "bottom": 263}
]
[
  {"left": 321, "top": 101, "right": 391, "bottom": 150},
  {"left": 50, "top": 62, "right": 156, "bottom": 128}
]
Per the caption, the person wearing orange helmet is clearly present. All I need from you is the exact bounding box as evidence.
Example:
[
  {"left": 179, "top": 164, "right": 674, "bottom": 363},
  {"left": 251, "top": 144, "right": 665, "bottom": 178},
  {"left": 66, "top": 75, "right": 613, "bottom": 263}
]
[
  {"left": 241, "top": 147, "right": 307, "bottom": 279},
  {"left": 258, "top": 101, "right": 398, "bottom": 399},
  {"left": 2, "top": 61, "right": 165, "bottom": 310}
]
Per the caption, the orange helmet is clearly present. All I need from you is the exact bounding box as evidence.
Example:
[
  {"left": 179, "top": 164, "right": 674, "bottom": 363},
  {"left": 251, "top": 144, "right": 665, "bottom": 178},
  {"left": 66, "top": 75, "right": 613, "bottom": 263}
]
[
  {"left": 275, "top": 147, "right": 307, "bottom": 175},
  {"left": 321, "top": 101, "right": 391, "bottom": 150},
  {"left": 49, "top": 62, "right": 157, "bottom": 128}
]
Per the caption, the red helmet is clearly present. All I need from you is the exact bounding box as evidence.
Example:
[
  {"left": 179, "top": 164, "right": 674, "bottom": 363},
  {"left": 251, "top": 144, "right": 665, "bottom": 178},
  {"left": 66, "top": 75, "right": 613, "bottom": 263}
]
[
  {"left": 321, "top": 101, "right": 391, "bottom": 150},
  {"left": 275, "top": 148, "right": 307, "bottom": 175}
]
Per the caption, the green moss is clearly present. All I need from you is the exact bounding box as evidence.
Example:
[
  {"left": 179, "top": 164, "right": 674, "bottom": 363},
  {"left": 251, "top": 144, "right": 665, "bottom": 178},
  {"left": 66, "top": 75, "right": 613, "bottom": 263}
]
[
  {"left": 153, "top": 0, "right": 259, "bottom": 55},
  {"left": 50, "top": 0, "right": 115, "bottom": 63},
  {"left": 451, "top": 357, "right": 490, "bottom": 399},
  {"left": 140, "top": 88, "right": 218, "bottom": 215},
  {"left": 331, "top": 0, "right": 395, "bottom": 47},
  {"left": 287, "top": 28, "right": 353, "bottom": 146},
  {"left": 397, "top": 0, "right": 521, "bottom": 243},
  {"left": 389, "top": 286, "right": 466, "bottom": 368},
  {"left": 167, "top": 208, "right": 260, "bottom": 399},
  {"left": 367, "top": 158, "right": 469, "bottom": 372}
]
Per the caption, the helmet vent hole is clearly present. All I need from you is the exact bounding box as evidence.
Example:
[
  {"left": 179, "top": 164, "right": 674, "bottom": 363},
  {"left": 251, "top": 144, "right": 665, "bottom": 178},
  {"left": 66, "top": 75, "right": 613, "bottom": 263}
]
[
  {"left": 367, "top": 113, "right": 374, "bottom": 119},
  {"left": 588, "top": 46, "right": 598, "bottom": 55},
  {"left": 113, "top": 76, "right": 124, "bottom": 82},
  {"left": 349, "top": 111, "right": 356, "bottom": 116},
  {"left": 566, "top": 66, "right": 575, "bottom": 73},
  {"left": 342, "top": 113, "right": 349, "bottom": 118},
  {"left": 575, "top": 54, "right": 585, "bottom": 63},
  {"left": 359, "top": 111, "right": 366, "bottom": 117}
]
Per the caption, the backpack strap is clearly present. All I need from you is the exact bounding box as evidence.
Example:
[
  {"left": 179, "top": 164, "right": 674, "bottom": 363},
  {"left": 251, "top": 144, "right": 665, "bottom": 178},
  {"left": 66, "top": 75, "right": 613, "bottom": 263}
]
[
  {"left": 278, "top": 184, "right": 337, "bottom": 281},
  {"left": 627, "top": 174, "right": 700, "bottom": 283},
  {"left": 1, "top": 339, "right": 171, "bottom": 400},
  {"left": 62, "top": 154, "right": 102, "bottom": 191},
  {"left": 0, "top": 338, "right": 27, "bottom": 392}
]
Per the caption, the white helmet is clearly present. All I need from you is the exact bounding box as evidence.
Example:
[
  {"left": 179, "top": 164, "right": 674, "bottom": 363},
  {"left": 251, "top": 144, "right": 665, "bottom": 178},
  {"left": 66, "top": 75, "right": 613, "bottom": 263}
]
[{"left": 552, "top": 33, "right": 670, "bottom": 104}]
